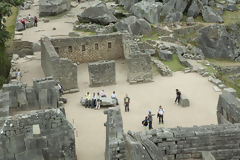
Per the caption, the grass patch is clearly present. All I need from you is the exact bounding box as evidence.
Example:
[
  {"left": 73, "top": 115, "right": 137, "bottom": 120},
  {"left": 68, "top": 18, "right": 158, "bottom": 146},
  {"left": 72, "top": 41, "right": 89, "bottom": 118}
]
[
  {"left": 218, "top": 73, "right": 240, "bottom": 97},
  {"left": 161, "top": 54, "right": 186, "bottom": 72},
  {"left": 222, "top": 4, "right": 240, "bottom": 24},
  {"left": 0, "top": 7, "right": 18, "bottom": 88},
  {"left": 206, "top": 58, "right": 240, "bottom": 66},
  {"left": 142, "top": 32, "right": 159, "bottom": 42}
]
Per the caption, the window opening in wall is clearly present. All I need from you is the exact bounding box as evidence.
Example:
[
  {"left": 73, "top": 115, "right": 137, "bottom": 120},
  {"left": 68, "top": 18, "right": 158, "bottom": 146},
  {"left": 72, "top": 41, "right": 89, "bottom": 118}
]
[
  {"left": 108, "top": 42, "right": 111, "bottom": 49},
  {"left": 68, "top": 46, "right": 72, "bottom": 53},
  {"left": 95, "top": 43, "right": 99, "bottom": 50},
  {"left": 82, "top": 45, "right": 85, "bottom": 51},
  {"left": 55, "top": 47, "right": 59, "bottom": 54}
]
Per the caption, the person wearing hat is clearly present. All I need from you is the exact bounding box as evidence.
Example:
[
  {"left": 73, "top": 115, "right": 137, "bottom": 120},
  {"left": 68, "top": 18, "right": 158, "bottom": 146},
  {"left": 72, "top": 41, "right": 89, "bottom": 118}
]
[{"left": 148, "top": 110, "right": 155, "bottom": 130}]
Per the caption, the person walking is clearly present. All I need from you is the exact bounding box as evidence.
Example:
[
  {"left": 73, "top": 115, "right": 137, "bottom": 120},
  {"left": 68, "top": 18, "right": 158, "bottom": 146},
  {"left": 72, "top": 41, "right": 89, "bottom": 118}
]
[
  {"left": 157, "top": 106, "right": 164, "bottom": 124},
  {"left": 124, "top": 94, "right": 130, "bottom": 112},
  {"left": 85, "top": 92, "right": 91, "bottom": 108},
  {"left": 34, "top": 16, "right": 38, "bottom": 27},
  {"left": 91, "top": 92, "right": 96, "bottom": 109},
  {"left": 148, "top": 110, "right": 155, "bottom": 130},
  {"left": 175, "top": 89, "right": 181, "bottom": 104},
  {"left": 111, "top": 91, "right": 119, "bottom": 105},
  {"left": 95, "top": 92, "right": 101, "bottom": 110},
  {"left": 17, "top": 69, "right": 22, "bottom": 82},
  {"left": 22, "top": 18, "right": 26, "bottom": 30}
]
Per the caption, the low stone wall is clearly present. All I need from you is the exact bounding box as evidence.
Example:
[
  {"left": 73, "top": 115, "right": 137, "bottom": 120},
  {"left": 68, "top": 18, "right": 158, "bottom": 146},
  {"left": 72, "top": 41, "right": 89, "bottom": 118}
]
[
  {"left": 41, "top": 37, "right": 78, "bottom": 90},
  {"left": 128, "top": 123, "right": 240, "bottom": 160},
  {"left": 0, "top": 109, "right": 76, "bottom": 160},
  {"left": 217, "top": 92, "right": 240, "bottom": 124},
  {"left": 88, "top": 60, "right": 116, "bottom": 87},
  {"left": 39, "top": 0, "right": 71, "bottom": 17},
  {"left": 13, "top": 40, "right": 33, "bottom": 57},
  {"left": 2, "top": 77, "right": 59, "bottom": 111},
  {"left": 50, "top": 33, "right": 124, "bottom": 63},
  {"left": 104, "top": 107, "right": 127, "bottom": 160},
  {"left": 0, "top": 91, "right": 9, "bottom": 117}
]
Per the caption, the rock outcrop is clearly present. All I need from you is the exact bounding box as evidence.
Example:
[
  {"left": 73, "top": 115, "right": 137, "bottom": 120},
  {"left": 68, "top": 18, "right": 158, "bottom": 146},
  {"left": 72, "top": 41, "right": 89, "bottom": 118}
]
[
  {"left": 115, "top": 16, "right": 152, "bottom": 35},
  {"left": 39, "top": 0, "right": 71, "bottom": 17},
  {"left": 196, "top": 25, "right": 237, "bottom": 60},
  {"left": 77, "top": 1, "right": 117, "bottom": 25}
]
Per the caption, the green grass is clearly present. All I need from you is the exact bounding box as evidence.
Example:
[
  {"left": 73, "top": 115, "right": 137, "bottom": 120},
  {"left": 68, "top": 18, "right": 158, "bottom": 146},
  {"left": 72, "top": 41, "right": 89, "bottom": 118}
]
[
  {"left": 142, "top": 32, "right": 159, "bottom": 42},
  {"left": 222, "top": 4, "right": 240, "bottom": 24},
  {"left": 218, "top": 73, "right": 240, "bottom": 97},
  {"left": 161, "top": 54, "right": 186, "bottom": 72},
  {"left": 0, "top": 7, "right": 18, "bottom": 88},
  {"left": 206, "top": 58, "right": 240, "bottom": 66}
]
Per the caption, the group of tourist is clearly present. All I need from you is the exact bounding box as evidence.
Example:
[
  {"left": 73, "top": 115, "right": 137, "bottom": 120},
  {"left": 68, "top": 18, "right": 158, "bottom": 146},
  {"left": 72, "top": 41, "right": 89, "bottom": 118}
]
[
  {"left": 142, "top": 106, "right": 165, "bottom": 130},
  {"left": 84, "top": 90, "right": 120, "bottom": 110},
  {"left": 19, "top": 14, "right": 38, "bottom": 30},
  {"left": 142, "top": 89, "right": 182, "bottom": 130}
]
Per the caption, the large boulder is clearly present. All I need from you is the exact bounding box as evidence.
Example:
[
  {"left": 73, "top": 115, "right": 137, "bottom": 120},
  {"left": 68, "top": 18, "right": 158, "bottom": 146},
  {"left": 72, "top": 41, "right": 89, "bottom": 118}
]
[
  {"left": 115, "top": 16, "right": 152, "bottom": 35},
  {"left": 164, "top": 11, "right": 183, "bottom": 22},
  {"left": 39, "top": 0, "right": 71, "bottom": 17},
  {"left": 77, "top": 1, "right": 117, "bottom": 25},
  {"left": 202, "top": 6, "right": 224, "bottom": 23},
  {"left": 187, "top": 0, "right": 202, "bottom": 17},
  {"left": 196, "top": 25, "right": 237, "bottom": 60},
  {"left": 119, "top": 0, "right": 139, "bottom": 11},
  {"left": 130, "top": 0, "right": 163, "bottom": 24},
  {"left": 161, "top": 0, "right": 188, "bottom": 17}
]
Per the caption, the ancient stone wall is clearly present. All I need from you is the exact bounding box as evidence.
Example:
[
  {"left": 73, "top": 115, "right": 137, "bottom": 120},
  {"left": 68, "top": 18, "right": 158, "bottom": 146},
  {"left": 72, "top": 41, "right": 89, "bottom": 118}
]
[
  {"left": 104, "top": 107, "right": 127, "bottom": 160},
  {"left": 127, "top": 123, "right": 240, "bottom": 160},
  {"left": 217, "top": 92, "right": 240, "bottom": 124},
  {"left": 0, "top": 91, "right": 9, "bottom": 117},
  {"left": 50, "top": 33, "right": 124, "bottom": 63},
  {"left": 123, "top": 34, "right": 152, "bottom": 83},
  {"left": 0, "top": 109, "right": 76, "bottom": 160},
  {"left": 39, "top": 0, "right": 71, "bottom": 17},
  {"left": 41, "top": 37, "right": 78, "bottom": 90},
  {"left": 88, "top": 60, "right": 116, "bottom": 87},
  {"left": 13, "top": 40, "right": 33, "bottom": 57},
  {"left": 2, "top": 77, "right": 59, "bottom": 111}
]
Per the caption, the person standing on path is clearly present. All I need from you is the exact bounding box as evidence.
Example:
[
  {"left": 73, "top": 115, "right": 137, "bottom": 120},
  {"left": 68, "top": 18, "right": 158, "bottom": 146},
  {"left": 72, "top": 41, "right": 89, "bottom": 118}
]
[
  {"left": 175, "top": 89, "right": 181, "bottom": 104},
  {"left": 17, "top": 69, "right": 22, "bottom": 82},
  {"left": 111, "top": 91, "right": 119, "bottom": 105},
  {"left": 148, "top": 110, "right": 155, "bottom": 130},
  {"left": 157, "top": 106, "right": 164, "bottom": 124},
  {"left": 124, "top": 94, "right": 130, "bottom": 112}
]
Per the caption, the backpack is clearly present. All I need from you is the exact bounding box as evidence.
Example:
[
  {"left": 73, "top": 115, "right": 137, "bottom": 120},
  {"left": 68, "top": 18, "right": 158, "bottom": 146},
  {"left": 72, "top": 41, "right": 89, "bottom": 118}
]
[{"left": 142, "top": 120, "right": 148, "bottom": 126}]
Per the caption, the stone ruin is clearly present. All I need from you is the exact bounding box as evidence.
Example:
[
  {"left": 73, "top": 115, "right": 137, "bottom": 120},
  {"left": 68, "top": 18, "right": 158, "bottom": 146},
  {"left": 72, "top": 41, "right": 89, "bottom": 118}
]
[
  {"left": 41, "top": 32, "right": 152, "bottom": 87},
  {"left": 41, "top": 37, "right": 78, "bottom": 91},
  {"left": 0, "top": 109, "right": 76, "bottom": 160},
  {"left": 39, "top": 0, "right": 71, "bottom": 17},
  {"left": 104, "top": 90, "right": 240, "bottom": 160},
  {"left": 88, "top": 60, "right": 116, "bottom": 87},
  {"left": 0, "top": 77, "right": 59, "bottom": 117},
  {"left": 0, "top": 76, "right": 77, "bottom": 160}
]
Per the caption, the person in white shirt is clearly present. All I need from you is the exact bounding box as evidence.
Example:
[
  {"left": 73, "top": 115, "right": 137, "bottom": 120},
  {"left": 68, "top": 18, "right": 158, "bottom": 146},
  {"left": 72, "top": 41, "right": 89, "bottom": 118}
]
[
  {"left": 100, "top": 90, "right": 106, "bottom": 97},
  {"left": 91, "top": 92, "right": 96, "bottom": 108},
  {"left": 57, "top": 83, "right": 63, "bottom": 95},
  {"left": 157, "top": 106, "right": 165, "bottom": 124},
  {"left": 17, "top": 69, "right": 22, "bottom": 82},
  {"left": 111, "top": 91, "right": 119, "bottom": 105},
  {"left": 95, "top": 92, "right": 101, "bottom": 110}
]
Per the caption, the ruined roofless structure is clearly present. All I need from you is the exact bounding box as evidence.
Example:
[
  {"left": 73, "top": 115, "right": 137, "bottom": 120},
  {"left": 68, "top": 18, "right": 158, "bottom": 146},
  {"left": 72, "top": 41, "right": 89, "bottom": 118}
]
[
  {"left": 104, "top": 91, "right": 240, "bottom": 160},
  {"left": 41, "top": 33, "right": 153, "bottom": 90}
]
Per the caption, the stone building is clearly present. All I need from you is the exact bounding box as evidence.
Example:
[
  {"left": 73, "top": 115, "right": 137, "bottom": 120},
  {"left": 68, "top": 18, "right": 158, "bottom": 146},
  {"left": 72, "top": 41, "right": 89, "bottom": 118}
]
[{"left": 41, "top": 33, "right": 152, "bottom": 87}]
